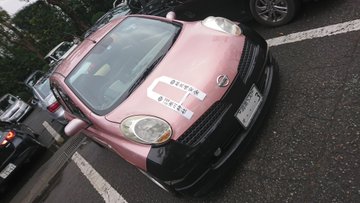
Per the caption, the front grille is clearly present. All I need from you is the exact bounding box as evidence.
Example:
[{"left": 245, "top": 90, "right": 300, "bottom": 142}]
[
  {"left": 177, "top": 102, "right": 229, "bottom": 147},
  {"left": 238, "top": 39, "right": 259, "bottom": 82}
]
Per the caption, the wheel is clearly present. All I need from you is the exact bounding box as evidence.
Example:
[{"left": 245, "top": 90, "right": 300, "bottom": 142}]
[{"left": 249, "top": 0, "right": 300, "bottom": 26}]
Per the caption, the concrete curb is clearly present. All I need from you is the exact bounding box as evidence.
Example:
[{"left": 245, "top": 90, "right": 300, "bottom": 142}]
[{"left": 10, "top": 134, "right": 86, "bottom": 203}]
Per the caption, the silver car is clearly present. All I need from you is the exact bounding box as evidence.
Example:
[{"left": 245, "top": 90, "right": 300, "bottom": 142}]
[
  {"left": 25, "top": 71, "right": 67, "bottom": 124},
  {"left": 0, "top": 94, "right": 31, "bottom": 123},
  {"left": 44, "top": 41, "right": 78, "bottom": 68}
]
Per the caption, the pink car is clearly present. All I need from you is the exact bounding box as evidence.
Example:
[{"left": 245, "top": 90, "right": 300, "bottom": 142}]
[{"left": 50, "top": 13, "right": 278, "bottom": 195}]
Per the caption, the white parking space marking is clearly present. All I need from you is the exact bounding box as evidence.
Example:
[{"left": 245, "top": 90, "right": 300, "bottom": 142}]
[
  {"left": 72, "top": 152, "right": 128, "bottom": 203},
  {"left": 42, "top": 121, "right": 64, "bottom": 144},
  {"left": 267, "top": 19, "right": 360, "bottom": 46}
]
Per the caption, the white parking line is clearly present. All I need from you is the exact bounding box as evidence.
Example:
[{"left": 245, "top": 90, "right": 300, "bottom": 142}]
[
  {"left": 72, "top": 152, "right": 128, "bottom": 203},
  {"left": 42, "top": 121, "right": 64, "bottom": 144},
  {"left": 267, "top": 19, "right": 360, "bottom": 46}
]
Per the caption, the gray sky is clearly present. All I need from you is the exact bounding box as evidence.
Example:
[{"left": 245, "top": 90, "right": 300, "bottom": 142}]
[{"left": 0, "top": 0, "right": 37, "bottom": 16}]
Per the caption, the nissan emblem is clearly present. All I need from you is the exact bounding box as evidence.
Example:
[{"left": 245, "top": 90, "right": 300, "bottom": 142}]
[{"left": 216, "top": 75, "right": 230, "bottom": 87}]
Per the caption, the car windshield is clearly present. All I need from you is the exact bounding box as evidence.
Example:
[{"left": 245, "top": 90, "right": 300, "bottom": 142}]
[
  {"left": 52, "top": 42, "right": 73, "bottom": 61},
  {"left": 45, "top": 42, "right": 76, "bottom": 67},
  {"left": 66, "top": 17, "right": 180, "bottom": 115},
  {"left": 34, "top": 78, "right": 51, "bottom": 99},
  {"left": 26, "top": 71, "right": 44, "bottom": 88}
]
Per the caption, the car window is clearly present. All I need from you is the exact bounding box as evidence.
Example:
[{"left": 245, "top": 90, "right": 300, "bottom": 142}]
[
  {"left": 66, "top": 17, "right": 180, "bottom": 115},
  {"left": 0, "top": 95, "right": 14, "bottom": 111},
  {"left": 26, "top": 71, "right": 44, "bottom": 88},
  {"left": 52, "top": 42, "right": 73, "bottom": 61},
  {"left": 45, "top": 42, "right": 77, "bottom": 68},
  {"left": 0, "top": 99, "right": 10, "bottom": 112},
  {"left": 34, "top": 78, "right": 51, "bottom": 99},
  {"left": 46, "top": 42, "right": 73, "bottom": 62},
  {"left": 9, "top": 96, "right": 16, "bottom": 103}
]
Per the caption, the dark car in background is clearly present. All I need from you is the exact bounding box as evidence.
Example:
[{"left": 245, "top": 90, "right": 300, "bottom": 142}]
[
  {"left": 0, "top": 121, "right": 45, "bottom": 192},
  {"left": 84, "top": 0, "right": 307, "bottom": 40},
  {"left": 122, "top": 0, "right": 304, "bottom": 27}
]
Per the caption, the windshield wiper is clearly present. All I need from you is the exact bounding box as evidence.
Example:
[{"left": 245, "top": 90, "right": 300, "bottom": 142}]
[{"left": 127, "top": 55, "right": 165, "bottom": 95}]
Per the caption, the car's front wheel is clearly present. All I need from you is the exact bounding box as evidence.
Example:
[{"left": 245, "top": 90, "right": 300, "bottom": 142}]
[{"left": 249, "top": 0, "right": 300, "bottom": 26}]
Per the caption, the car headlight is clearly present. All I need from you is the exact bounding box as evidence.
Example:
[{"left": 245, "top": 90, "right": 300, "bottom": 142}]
[
  {"left": 202, "top": 16, "right": 242, "bottom": 36},
  {"left": 120, "top": 116, "right": 172, "bottom": 145}
]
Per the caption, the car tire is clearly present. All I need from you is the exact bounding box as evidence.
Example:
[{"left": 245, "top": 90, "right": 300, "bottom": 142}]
[{"left": 249, "top": 0, "right": 300, "bottom": 26}]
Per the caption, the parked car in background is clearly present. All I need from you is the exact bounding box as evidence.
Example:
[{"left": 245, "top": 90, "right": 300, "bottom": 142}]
[
  {"left": 50, "top": 13, "right": 278, "bottom": 195},
  {"left": 109, "top": 0, "right": 305, "bottom": 27},
  {"left": 0, "top": 94, "right": 31, "bottom": 123},
  {"left": 0, "top": 121, "right": 45, "bottom": 192},
  {"left": 44, "top": 41, "right": 78, "bottom": 68},
  {"left": 25, "top": 71, "right": 67, "bottom": 125},
  {"left": 84, "top": 1, "right": 131, "bottom": 37}
]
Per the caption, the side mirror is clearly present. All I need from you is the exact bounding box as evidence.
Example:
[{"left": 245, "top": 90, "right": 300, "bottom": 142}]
[
  {"left": 166, "top": 11, "right": 176, "bottom": 20},
  {"left": 64, "top": 118, "right": 88, "bottom": 136}
]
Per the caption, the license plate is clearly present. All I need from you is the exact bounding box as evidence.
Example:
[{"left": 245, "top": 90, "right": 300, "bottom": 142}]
[
  {"left": 0, "top": 163, "right": 16, "bottom": 179},
  {"left": 235, "top": 85, "right": 263, "bottom": 128}
]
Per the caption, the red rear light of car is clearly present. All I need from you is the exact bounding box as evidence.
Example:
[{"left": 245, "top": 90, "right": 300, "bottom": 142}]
[
  {"left": 1, "top": 130, "right": 16, "bottom": 146},
  {"left": 47, "top": 101, "right": 61, "bottom": 113}
]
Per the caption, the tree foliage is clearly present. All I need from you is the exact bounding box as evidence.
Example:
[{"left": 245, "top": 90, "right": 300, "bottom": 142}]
[
  {"left": 0, "top": 0, "right": 114, "bottom": 99},
  {"left": 13, "top": 1, "right": 78, "bottom": 53},
  {"left": 0, "top": 9, "right": 44, "bottom": 59},
  {"left": 0, "top": 8, "right": 46, "bottom": 99}
]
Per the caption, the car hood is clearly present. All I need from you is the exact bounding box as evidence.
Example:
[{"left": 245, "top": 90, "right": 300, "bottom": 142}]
[{"left": 105, "top": 21, "right": 246, "bottom": 140}]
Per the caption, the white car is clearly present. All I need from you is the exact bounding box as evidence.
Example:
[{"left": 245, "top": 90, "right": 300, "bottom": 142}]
[
  {"left": 0, "top": 94, "right": 31, "bottom": 123},
  {"left": 44, "top": 41, "right": 78, "bottom": 68}
]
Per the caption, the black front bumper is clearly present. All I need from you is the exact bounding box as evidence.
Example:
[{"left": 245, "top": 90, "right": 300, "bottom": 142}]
[{"left": 146, "top": 26, "right": 278, "bottom": 195}]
